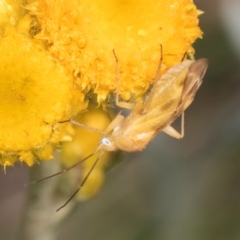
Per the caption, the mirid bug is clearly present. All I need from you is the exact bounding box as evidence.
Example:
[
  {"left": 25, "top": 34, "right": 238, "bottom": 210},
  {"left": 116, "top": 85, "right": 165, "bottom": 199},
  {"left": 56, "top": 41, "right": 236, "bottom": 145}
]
[{"left": 31, "top": 50, "right": 209, "bottom": 211}]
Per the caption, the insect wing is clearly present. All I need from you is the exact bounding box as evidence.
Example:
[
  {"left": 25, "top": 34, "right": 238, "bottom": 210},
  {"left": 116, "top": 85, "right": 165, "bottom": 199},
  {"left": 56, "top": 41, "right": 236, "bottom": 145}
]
[
  {"left": 120, "top": 60, "right": 194, "bottom": 137},
  {"left": 176, "top": 58, "right": 209, "bottom": 114}
]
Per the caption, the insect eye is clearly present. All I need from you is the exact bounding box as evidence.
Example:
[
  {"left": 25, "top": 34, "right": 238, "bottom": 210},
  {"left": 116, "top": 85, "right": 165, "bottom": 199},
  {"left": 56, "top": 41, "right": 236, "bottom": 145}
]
[{"left": 102, "top": 137, "right": 111, "bottom": 146}]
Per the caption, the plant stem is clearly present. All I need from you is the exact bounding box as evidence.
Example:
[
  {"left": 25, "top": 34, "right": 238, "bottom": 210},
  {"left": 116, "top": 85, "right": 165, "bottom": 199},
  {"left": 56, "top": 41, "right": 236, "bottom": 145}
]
[{"left": 18, "top": 157, "right": 73, "bottom": 240}]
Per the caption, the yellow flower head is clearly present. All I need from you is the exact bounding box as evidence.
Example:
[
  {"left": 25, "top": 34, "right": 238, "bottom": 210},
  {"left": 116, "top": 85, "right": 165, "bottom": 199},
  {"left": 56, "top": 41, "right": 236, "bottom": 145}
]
[
  {"left": 27, "top": 0, "right": 202, "bottom": 102},
  {"left": 0, "top": 0, "right": 203, "bottom": 168},
  {"left": 0, "top": 26, "right": 76, "bottom": 167}
]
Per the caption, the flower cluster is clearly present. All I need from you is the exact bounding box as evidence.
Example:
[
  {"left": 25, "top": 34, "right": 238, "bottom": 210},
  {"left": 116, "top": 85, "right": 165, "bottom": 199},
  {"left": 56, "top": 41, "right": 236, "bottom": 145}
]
[{"left": 0, "top": 0, "right": 202, "bottom": 172}]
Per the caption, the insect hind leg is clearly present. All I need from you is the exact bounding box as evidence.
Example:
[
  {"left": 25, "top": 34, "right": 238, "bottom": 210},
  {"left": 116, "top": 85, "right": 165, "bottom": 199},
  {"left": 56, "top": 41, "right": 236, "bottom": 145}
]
[{"left": 163, "top": 112, "right": 185, "bottom": 139}]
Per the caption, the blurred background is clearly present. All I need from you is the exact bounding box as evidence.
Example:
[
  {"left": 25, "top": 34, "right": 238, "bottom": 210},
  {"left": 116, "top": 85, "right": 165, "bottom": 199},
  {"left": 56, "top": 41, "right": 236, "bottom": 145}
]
[{"left": 1, "top": 0, "right": 240, "bottom": 239}]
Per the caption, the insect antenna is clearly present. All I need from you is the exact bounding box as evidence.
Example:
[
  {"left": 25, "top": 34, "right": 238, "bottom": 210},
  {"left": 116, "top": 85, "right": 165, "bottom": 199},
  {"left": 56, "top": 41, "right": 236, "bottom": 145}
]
[
  {"left": 56, "top": 151, "right": 105, "bottom": 212},
  {"left": 27, "top": 152, "right": 96, "bottom": 185}
]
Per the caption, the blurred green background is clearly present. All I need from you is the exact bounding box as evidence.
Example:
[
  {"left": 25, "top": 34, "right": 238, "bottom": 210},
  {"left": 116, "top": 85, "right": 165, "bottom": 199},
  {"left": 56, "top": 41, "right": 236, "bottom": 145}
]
[{"left": 1, "top": 0, "right": 240, "bottom": 239}]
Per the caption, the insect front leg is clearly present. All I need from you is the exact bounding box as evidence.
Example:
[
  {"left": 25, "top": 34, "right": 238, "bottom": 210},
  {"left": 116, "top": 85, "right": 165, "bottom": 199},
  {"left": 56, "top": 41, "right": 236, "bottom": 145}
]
[
  {"left": 104, "top": 113, "right": 125, "bottom": 133},
  {"left": 112, "top": 49, "right": 135, "bottom": 110},
  {"left": 70, "top": 120, "right": 106, "bottom": 134},
  {"left": 163, "top": 112, "right": 185, "bottom": 139}
]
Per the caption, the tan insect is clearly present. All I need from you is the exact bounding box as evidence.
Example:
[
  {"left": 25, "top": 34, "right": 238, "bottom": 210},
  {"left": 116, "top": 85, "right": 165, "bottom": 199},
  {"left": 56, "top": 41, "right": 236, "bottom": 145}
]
[
  {"left": 97, "top": 56, "right": 209, "bottom": 152},
  {"left": 31, "top": 51, "right": 209, "bottom": 211}
]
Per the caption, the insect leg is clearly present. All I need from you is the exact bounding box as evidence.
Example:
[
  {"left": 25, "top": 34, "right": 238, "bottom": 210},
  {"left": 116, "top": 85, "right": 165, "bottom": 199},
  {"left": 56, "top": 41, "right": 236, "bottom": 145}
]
[
  {"left": 162, "top": 112, "right": 185, "bottom": 139},
  {"left": 70, "top": 120, "right": 106, "bottom": 134},
  {"left": 104, "top": 113, "right": 125, "bottom": 133},
  {"left": 71, "top": 110, "right": 124, "bottom": 136},
  {"left": 60, "top": 119, "right": 106, "bottom": 134},
  {"left": 181, "top": 112, "right": 185, "bottom": 138},
  {"left": 112, "top": 49, "right": 134, "bottom": 110},
  {"left": 56, "top": 151, "right": 105, "bottom": 212}
]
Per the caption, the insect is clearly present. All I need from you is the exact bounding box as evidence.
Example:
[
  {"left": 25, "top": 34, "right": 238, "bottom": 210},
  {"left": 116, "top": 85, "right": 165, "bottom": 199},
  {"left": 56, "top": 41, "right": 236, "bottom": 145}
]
[
  {"left": 97, "top": 55, "right": 209, "bottom": 152},
  {"left": 31, "top": 50, "right": 209, "bottom": 211}
]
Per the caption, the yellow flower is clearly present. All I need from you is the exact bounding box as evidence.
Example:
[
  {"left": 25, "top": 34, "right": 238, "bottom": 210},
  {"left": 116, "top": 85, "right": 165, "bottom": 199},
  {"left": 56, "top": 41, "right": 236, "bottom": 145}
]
[
  {"left": 0, "top": 16, "right": 86, "bottom": 167},
  {"left": 0, "top": 0, "right": 22, "bottom": 27},
  {"left": 0, "top": 0, "right": 203, "bottom": 171},
  {"left": 26, "top": 0, "right": 202, "bottom": 102}
]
